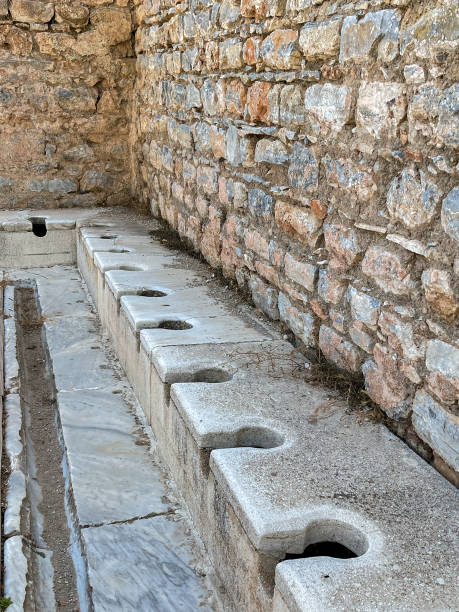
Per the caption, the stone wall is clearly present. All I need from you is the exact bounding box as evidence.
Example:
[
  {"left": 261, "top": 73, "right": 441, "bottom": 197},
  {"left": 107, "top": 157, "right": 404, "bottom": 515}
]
[
  {"left": 131, "top": 0, "right": 458, "bottom": 479},
  {"left": 0, "top": 0, "right": 135, "bottom": 208}
]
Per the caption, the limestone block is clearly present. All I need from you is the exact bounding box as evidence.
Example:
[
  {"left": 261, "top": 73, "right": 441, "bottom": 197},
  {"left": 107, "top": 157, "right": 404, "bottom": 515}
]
[
  {"left": 304, "top": 84, "right": 352, "bottom": 131},
  {"left": 412, "top": 390, "right": 459, "bottom": 471},
  {"left": 288, "top": 143, "right": 318, "bottom": 192},
  {"left": 340, "top": 9, "right": 400, "bottom": 63},
  {"left": 55, "top": 4, "right": 89, "bottom": 27},
  {"left": 361, "top": 245, "right": 413, "bottom": 296},
  {"left": 275, "top": 200, "right": 322, "bottom": 246},
  {"left": 347, "top": 286, "right": 380, "bottom": 328},
  {"left": 255, "top": 139, "right": 289, "bottom": 165},
  {"left": 299, "top": 17, "right": 342, "bottom": 61},
  {"left": 324, "top": 224, "right": 362, "bottom": 272},
  {"left": 10, "top": 0, "right": 54, "bottom": 24},
  {"left": 386, "top": 170, "right": 442, "bottom": 230},
  {"left": 260, "top": 30, "right": 301, "bottom": 70},
  {"left": 278, "top": 292, "right": 316, "bottom": 346},
  {"left": 425, "top": 340, "right": 459, "bottom": 404},
  {"left": 421, "top": 268, "right": 457, "bottom": 322},
  {"left": 356, "top": 82, "right": 406, "bottom": 139}
]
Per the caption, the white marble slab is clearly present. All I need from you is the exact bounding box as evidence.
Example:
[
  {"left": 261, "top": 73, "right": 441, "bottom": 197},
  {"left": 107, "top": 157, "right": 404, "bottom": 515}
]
[{"left": 82, "top": 515, "right": 213, "bottom": 612}]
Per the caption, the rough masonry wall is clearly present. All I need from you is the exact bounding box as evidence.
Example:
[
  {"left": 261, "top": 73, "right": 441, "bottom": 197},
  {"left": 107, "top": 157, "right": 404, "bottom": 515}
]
[
  {"left": 0, "top": 0, "right": 135, "bottom": 208},
  {"left": 131, "top": 0, "right": 459, "bottom": 477}
]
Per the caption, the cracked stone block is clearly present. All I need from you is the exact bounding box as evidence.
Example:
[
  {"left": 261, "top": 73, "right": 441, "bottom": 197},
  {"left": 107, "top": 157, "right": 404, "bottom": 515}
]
[
  {"left": 340, "top": 10, "right": 400, "bottom": 63},
  {"left": 82, "top": 516, "right": 213, "bottom": 611}
]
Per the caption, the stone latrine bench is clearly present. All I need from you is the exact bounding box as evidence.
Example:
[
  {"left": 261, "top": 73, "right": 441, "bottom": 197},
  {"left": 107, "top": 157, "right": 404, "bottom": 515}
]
[
  {"left": 1, "top": 209, "right": 457, "bottom": 611},
  {"left": 74, "top": 213, "right": 458, "bottom": 611}
]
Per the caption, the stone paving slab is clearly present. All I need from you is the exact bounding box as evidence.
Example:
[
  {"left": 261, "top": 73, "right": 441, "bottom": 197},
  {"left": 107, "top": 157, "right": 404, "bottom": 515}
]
[
  {"left": 82, "top": 515, "right": 213, "bottom": 612},
  {"left": 57, "top": 389, "right": 169, "bottom": 526}
]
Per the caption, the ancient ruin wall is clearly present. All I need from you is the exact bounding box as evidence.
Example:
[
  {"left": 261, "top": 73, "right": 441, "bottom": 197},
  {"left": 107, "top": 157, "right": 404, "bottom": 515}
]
[
  {"left": 0, "top": 0, "right": 135, "bottom": 208},
  {"left": 131, "top": 0, "right": 459, "bottom": 478}
]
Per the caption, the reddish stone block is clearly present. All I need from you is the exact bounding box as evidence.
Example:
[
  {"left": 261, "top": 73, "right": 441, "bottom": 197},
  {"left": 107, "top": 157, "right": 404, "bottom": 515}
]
[
  {"left": 260, "top": 30, "right": 301, "bottom": 70},
  {"left": 241, "top": 0, "right": 267, "bottom": 22},
  {"left": 324, "top": 224, "right": 363, "bottom": 271},
  {"left": 225, "top": 79, "right": 246, "bottom": 116},
  {"left": 319, "top": 325, "right": 361, "bottom": 373},
  {"left": 243, "top": 36, "right": 262, "bottom": 65},
  {"left": 255, "top": 260, "right": 280, "bottom": 287},
  {"left": 275, "top": 200, "right": 322, "bottom": 246},
  {"left": 310, "top": 199, "right": 328, "bottom": 219},
  {"left": 362, "top": 245, "right": 413, "bottom": 296},
  {"left": 245, "top": 229, "right": 270, "bottom": 260},
  {"left": 247, "top": 82, "right": 274, "bottom": 123},
  {"left": 362, "top": 343, "right": 413, "bottom": 420}
]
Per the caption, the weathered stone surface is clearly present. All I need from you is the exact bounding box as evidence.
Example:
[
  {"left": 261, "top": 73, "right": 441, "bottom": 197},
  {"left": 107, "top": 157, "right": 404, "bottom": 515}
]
[
  {"left": 0, "top": 0, "right": 8, "bottom": 16},
  {"left": 386, "top": 170, "right": 442, "bottom": 230},
  {"left": 404, "top": 64, "right": 425, "bottom": 84},
  {"left": 255, "top": 139, "right": 289, "bottom": 165},
  {"left": 408, "top": 85, "right": 459, "bottom": 149},
  {"left": 275, "top": 200, "right": 322, "bottom": 246},
  {"left": 219, "top": 38, "right": 243, "bottom": 69},
  {"left": 340, "top": 10, "right": 400, "bottom": 63},
  {"left": 347, "top": 286, "right": 380, "bottom": 328},
  {"left": 28, "top": 178, "right": 78, "bottom": 194},
  {"left": 299, "top": 17, "right": 341, "bottom": 61},
  {"left": 81, "top": 170, "right": 114, "bottom": 192},
  {"left": 317, "top": 269, "right": 345, "bottom": 304},
  {"left": 304, "top": 84, "right": 352, "bottom": 131},
  {"left": 260, "top": 30, "right": 301, "bottom": 70},
  {"left": 279, "top": 292, "right": 316, "bottom": 346},
  {"left": 246, "top": 81, "right": 278, "bottom": 123},
  {"left": 421, "top": 268, "right": 457, "bottom": 322},
  {"left": 425, "top": 340, "right": 459, "bottom": 404},
  {"left": 362, "top": 343, "right": 412, "bottom": 420},
  {"left": 248, "top": 188, "right": 273, "bottom": 218},
  {"left": 249, "top": 275, "right": 279, "bottom": 319},
  {"left": 322, "top": 157, "right": 375, "bottom": 202},
  {"left": 0, "top": 25, "right": 33, "bottom": 55},
  {"left": 279, "top": 85, "right": 305, "bottom": 126},
  {"left": 10, "top": 0, "right": 54, "bottom": 23},
  {"left": 441, "top": 187, "right": 459, "bottom": 244},
  {"left": 362, "top": 245, "right": 413, "bottom": 296},
  {"left": 319, "top": 325, "right": 361, "bottom": 373},
  {"left": 400, "top": 6, "right": 459, "bottom": 59},
  {"left": 356, "top": 82, "right": 405, "bottom": 139},
  {"left": 378, "top": 311, "right": 424, "bottom": 361},
  {"left": 55, "top": 4, "right": 89, "bottom": 28},
  {"left": 284, "top": 253, "right": 316, "bottom": 292},
  {"left": 412, "top": 390, "right": 459, "bottom": 472},
  {"left": 324, "top": 224, "right": 362, "bottom": 271},
  {"left": 288, "top": 143, "right": 318, "bottom": 192}
]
